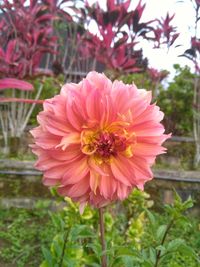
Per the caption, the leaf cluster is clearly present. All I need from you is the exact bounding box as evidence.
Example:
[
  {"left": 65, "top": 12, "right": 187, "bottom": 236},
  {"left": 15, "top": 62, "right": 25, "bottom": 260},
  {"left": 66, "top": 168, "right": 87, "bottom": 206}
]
[{"left": 40, "top": 190, "right": 200, "bottom": 267}]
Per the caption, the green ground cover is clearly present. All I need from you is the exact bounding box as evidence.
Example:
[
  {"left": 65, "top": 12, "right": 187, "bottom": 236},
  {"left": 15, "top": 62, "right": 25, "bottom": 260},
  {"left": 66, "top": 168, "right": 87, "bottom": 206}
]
[{"left": 0, "top": 192, "right": 200, "bottom": 267}]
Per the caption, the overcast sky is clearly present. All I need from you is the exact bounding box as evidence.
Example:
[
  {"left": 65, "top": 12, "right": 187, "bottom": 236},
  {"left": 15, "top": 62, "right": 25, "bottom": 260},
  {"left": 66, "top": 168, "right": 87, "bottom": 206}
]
[
  {"left": 87, "top": 0, "right": 198, "bottom": 79},
  {"left": 141, "top": 0, "right": 195, "bottom": 75}
]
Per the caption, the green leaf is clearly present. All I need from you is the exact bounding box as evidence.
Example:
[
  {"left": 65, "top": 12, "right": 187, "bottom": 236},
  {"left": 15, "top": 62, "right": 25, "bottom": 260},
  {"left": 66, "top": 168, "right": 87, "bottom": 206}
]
[
  {"left": 84, "top": 254, "right": 101, "bottom": 266},
  {"left": 156, "top": 245, "right": 166, "bottom": 254},
  {"left": 52, "top": 235, "right": 63, "bottom": 258},
  {"left": 174, "top": 190, "right": 182, "bottom": 205},
  {"left": 156, "top": 225, "right": 167, "bottom": 241},
  {"left": 40, "top": 261, "right": 49, "bottom": 267},
  {"left": 142, "top": 261, "right": 154, "bottom": 267},
  {"left": 41, "top": 247, "right": 53, "bottom": 267},
  {"left": 121, "top": 255, "right": 140, "bottom": 265},
  {"left": 167, "top": 238, "right": 185, "bottom": 251},
  {"left": 145, "top": 209, "right": 156, "bottom": 226},
  {"left": 69, "top": 225, "right": 95, "bottom": 241},
  {"left": 115, "top": 246, "right": 135, "bottom": 256},
  {"left": 141, "top": 249, "right": 148, "bottom": 261},
  {"left": 178, "top": 243, "right": 198, "bottom": 258},
  {"left": 149, "top": 247, "right": 156, "bottom": 264},
  {"left": 112, "top": 255, "right": 142, "bottom": 266},
  {"left": 86, "top": 243, "right": 102, "bottom": 259},
  {"left": 88, "top": 264, "right": 101, "bottom": 267},
  {"left": 182, "top": 196, "right": 193, "bottom": 210},
  {"left": 49, "top": 213, "right": 65, "bottom": 231}
]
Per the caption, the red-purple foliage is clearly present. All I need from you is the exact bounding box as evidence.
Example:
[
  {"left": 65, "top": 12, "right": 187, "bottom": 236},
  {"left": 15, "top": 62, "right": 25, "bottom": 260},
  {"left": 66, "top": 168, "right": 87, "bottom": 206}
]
[
  {"left": 0, "top": 0, "right": 72, "bottom": 102},
  {"left": 181, "top": 37, "right": 200, "bottom": 73},
  {"left": 0, "top": 78, "right": 34, "bottom": 91},
  {"left": 179, "top": 1, "right": 200, "bottom": 73},
  {"left": 0, "top": 97, "right": 43, "bottom": 104},
  {"left": 151, "top": 13, "right": 179, "bottom": 48},
  {"left": 195, "top": 0, "right": 200, "bottom": 6},
  {"left": 191, "top": 37, "right": 200, "bottom": 53},
  {"left": 0, "top": 0, "right": 56, "bottom": 80},
  {"left": 0, "top": 0, "right": 179, "bottom": 91},
  {"left": 81, "top": 0, "right": 179, "bottom": 76},
  {"left": 82, "top": 0, "right": 149, "bottom": 75},
  {"left": 147, "top": 68, "right": 169, "bottom": 84}
]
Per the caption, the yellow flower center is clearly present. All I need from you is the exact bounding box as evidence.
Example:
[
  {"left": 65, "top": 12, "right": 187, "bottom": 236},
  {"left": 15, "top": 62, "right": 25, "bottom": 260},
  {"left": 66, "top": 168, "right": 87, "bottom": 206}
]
[{"left": 81, "top": 128, "right": 136, "bottom": 163}]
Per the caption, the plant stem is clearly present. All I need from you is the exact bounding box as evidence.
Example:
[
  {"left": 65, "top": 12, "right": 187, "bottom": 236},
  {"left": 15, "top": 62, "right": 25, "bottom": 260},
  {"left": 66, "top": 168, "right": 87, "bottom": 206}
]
[
  {"left": 99, "top": 207, "right": 107, "bottom": 267},
  {"left": 59, "top": 231, "right": 68, "bottom": 267},
  {"left": 154, "top": 220, "right": 174, "bottom": 267}
]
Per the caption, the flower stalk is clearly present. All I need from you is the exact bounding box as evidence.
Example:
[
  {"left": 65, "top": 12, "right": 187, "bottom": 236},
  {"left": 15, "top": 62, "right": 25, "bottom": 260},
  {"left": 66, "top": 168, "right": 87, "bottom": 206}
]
[
  {"left": 154, "top": 219, "right": 174, "bottom": 267},
  {"left": 59, "top": 230, "right": 68, "bottom": 267},
  {"left": 99, "top": 207, "right": 107, "bottom": 267}
]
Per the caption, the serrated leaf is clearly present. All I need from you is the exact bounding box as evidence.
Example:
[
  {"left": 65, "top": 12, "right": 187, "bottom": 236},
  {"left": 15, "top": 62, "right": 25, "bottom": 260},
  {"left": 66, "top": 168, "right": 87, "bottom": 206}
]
[
  {"left": 88, "top": 264, "right": 101, "bottom": 267},
  {"left": 182, "top": 196, "right": 193, "bottom": 210},
  {"left": 167, "top": 238, "right": 185, "bottom": 251},
  {"left": 178, "top": 243, "right": 198, "bottom": 258},
  {"left": 156, "top": 225, "right": 167, "bottom": 241},
  {"left": 149, "top": 247, "right": 156, "bottom": 264},
  {"left": 174, "top": 190, "right": 182, "bottom": 205},
  {"left": 156, "top": 245, "right": 166, "bottom": 254},
  {"left": 145, "top": 209, "right": 156, "bottom": 225},
  {"left": 113, "top": 255, "right": 142, "bottom": 266},
  {"left": 69, "top": 225, "right": 94, "bottom": 241},
  {"left": 121, "top": 255, "right": 139, "bottom": 265},
  {"left": 41, "top": 247, "right": 53, "bottom": 267},
  {"left": 40, "top": 261, "right": 49, "bottom": 267},
  {"left": 50, "top": 213, "right": 65, "bottom": 231},
  {"left": 142, "top": 261, "right": 154, "bottom": 267},
  {"left": 52, "top": 236, "right": 63, "bottom": 258},
  {"left": 115, "top": 246, "right": 135, "bottom": 256},
  {"left": 86, "top": 243, "right": 102, "bottom": 259}
]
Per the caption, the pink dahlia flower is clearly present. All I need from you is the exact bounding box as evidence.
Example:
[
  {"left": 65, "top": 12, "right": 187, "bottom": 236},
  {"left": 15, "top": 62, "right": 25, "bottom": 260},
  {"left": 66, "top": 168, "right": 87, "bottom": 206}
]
[{"left": 30, "top": 72, "right": 170, "bottom": 209}]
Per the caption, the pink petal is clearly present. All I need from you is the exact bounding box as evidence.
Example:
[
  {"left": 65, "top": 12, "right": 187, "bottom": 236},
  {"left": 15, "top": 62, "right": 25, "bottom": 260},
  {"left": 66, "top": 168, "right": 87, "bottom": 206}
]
[
  {"left": 35, "top": 155, "right": 66, "bottom": 171},
  {"left": 136, "top": 134, "right": 171, "bottom": 144},
  {"left": 48, "top": 145, "right": 81, "bottom": 162},
  {"left": 90, "top": 171, "right": 100, "bottom": 194},
  {"left": 66, "top": 100, "right": 83, "bottom": 131},
  {"left": 88, "top": 158, "right": 109, "bottom": 176},
  {"left": 110, "top": 158, "right": 132, "bottom": 186},
  {"left": 30, "top": 127, "right": 61, "bottom": 149},
  {"left": 99, "top": 175, "right": 117, "bottom": 199},
  {"left": 86, "top": 88, "right": 102, "bottom": 121},
  {"left": 62, "top": 157, "right": 89, "bottom": 185},
  {"left": 132, "top": 104, "right": 164, "bottom": 125},
  {"left": 59, "top": 177, "right": 90, "bottom": 198},
  {"left": 44, "top": 164, "right": 71, "bottom": 179},
  {"left": 37, "top": 113, "right": 72, "bottom": 136},
  {"left": 86, "top": 71, "right": 112, "bottom": 93},
  {"left": 56, "top": 132, "right": 81, "bottom": 150},
  {"left": 133, "top": 143, "right": 166, "bottom": 156},
  {"left": 117, "top": 182, "right": 130, "bottom": 200},
  {"left": 43, "top": 177, "right": 60, "bottom": 186},
  {"left": 131, "top": 121, "right": 165, "bottom": 136},
  {"left": 129, "top": 156, "right": 153, "bottom": 179}
]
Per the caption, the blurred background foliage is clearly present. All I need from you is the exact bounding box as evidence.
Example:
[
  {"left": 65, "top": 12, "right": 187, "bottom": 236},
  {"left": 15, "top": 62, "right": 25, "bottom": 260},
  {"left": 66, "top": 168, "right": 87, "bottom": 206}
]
[
  {"left": 121, "top": 64, "right": 194, "bottom": 137},
  {"left": 157, "top": 65, "right": 194, "bottom": 136}
]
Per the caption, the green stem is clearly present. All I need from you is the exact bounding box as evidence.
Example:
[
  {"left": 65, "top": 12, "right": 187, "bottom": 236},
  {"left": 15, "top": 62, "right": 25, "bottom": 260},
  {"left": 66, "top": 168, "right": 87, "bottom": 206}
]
[
  {"left": 59, "top": 230, "right": 68, "bottom": 267},
  {"left": 99, "top": 207, "right": 107, "bottom": 267},
  {"left": 154, "top": 220, "right": 174, "bottom": 267}
]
